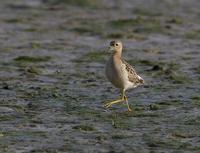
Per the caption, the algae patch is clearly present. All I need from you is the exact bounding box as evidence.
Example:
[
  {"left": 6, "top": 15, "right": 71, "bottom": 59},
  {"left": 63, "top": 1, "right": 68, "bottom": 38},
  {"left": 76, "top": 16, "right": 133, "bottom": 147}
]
[
  {"left": 110, "top": 16, "right": 165, "bottom": 34},
  {"left": 106, "top": 32, "right": 146, "bottom": 40},
  {"left": 2, "top": 130, "right": 47, "bottom": 138},
  {"left": 14, "top": 56, "right": 52, "bottom": 63},
  {"left": 3, "top": 18, "right": 26, "bottom": 23},
  {"left": 184, "top": 29, "right": 200, "bottom": 39},
  {"left": 133, "top": 8, "right": 162, "bottom": 17},
  {"left": 72, "top": 125, "right": 95, "bottom": 131},
  {"left": 191, "top": 96, "right": 200, "bottom": 106},
  {"left": 150, "top": 99, "right": 181, "bottom": 110},
  {"left": 128, "top": 59, "right": 189, "bottom": 84},
  {"left": 143, "top": 61, "right": 190, "bottom": 84},
  {"left": 0, "top": 115, "right": 16, "bottom": 122},
  {"left": 72, "top": 25, "right": 103, "bottom": 36},
  {"left": 25, "top": 66, "right": 42, "bottom": 75},
  {"left": 73, "top": 51, "right": 106, "bottom": 63},
  {"left": 194, "top": 66, "right": 200, "bottom": 74},
  {"left": 45, "top": 0, "right": 101, "bottom": 8}
]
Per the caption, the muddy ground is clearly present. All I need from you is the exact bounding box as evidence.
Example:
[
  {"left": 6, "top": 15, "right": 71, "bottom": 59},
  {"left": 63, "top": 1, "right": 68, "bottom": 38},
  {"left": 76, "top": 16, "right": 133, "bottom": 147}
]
[{"left": 0, "top": 0, "right": 200, "bottom": 153}]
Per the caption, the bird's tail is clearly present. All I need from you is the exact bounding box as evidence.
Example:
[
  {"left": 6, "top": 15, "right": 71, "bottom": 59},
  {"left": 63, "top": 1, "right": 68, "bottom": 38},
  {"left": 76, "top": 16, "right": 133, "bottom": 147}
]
[{"left": 138, "top": 75, "right": 145, "bottom": 85}]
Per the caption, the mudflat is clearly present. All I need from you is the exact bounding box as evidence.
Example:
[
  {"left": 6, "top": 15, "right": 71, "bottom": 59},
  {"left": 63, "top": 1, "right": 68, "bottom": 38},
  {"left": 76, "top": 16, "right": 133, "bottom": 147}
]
[{"left": 0, "top": 0, "right": 200, "bottom": 152}]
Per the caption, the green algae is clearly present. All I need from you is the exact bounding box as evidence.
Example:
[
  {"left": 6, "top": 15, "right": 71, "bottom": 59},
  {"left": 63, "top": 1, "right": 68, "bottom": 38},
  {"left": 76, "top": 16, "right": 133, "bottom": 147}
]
[
  {"left": 106, "top": 32, "right": 146, "bottom": 40},
  {"left": 191, "top": 96, "right": 200, "bottom": 106},
  {"left": 155, "top": 100, "right": 181, "bottom": 107},
  {"left": 45, "top": 0, "right": 100, "bottom": 8},
  {"left": 111, "top": 134, "right": 129, "bottom": 139},
  {"left": 14, "top": 56, "right": 52, "bottom": 63},
  {"left": 128, "top": 59, "right": 165, "bottom": 67},
  {"left": 30, "top": 42, "right": 41, "bottom": 49},
  {"left": 149, "top": 104, "right": 161, "bottom": 110},
  {"left": 24, "top": 27, "right": 38, "bottom": 32},
  {"left": 72, "top": 25, "right": 103, "bottom": 36},
  {"left": 85, "top": 51, "right": 105, "bottom": 61},
  {"left": 68, "top": 106, "right": 104, "bottom": 119},
  {"left": 193, "top": 146, "right": 200, "bottom": 151},
  {"left": 184, "top": 29, "right": 200, "bottom": 39},
  {"left": 169, "top": 72, "right": 189, "bottom": 84},
  {"left": 138, "top": 60, "right": 191, "bottom": 84},
  {"left": 3, "top": 130, "right": 47, "bottom": 138},
  {"left": 0, "top": 115, "right": 16, "bottom": 122},
  {"left": 73, "top": 51, "right": 106, "bottom": 63},
  {"left": 134, "top": 112, "right": 161, "bottom": 118},
  {"left": 128, "top": 59, "right": 189, "bottom": 84},
  {"left": 184, "top": 117, "right": 200, "bottom": 125},
  {"left": 3, "top": 18, "right": 26, "bottom": 23},
  {"left": 0, "top": 132, "right": 3, "bottom": 137},
  {"left": 194, "top": 66, "right": 200, "bottom": 74},
  {"left": 0, "top": 143, "right": 8, "bottom": 153},
  {"left": 110, "top": 17, "right": 147, "bottom": 27},
  {"left": 110, "top": 16, "right": 165, "bottom": 34},
  {"left": 106, "top": 32, "right": 124, "bottom": 39},
  {"left": 25, "top": 66, "right": 43, "bottom": 75},
  {"left": 111, "top": 117, "right": 132, "bottom": 129},
  {"left": 73, "top": 27, "right": 102, "bottom": 35},
  {"left": 72, "top": 125, "right": 95, "bottom": 131},
  {"left": 165, "top": 16, "right": 184, "bottom": 25},
  {"left": 70, "top": 71, "right": 90, "bottom": 79},
  {"left": 143, "top": 134, "right": 180, "bottom": 149},
  {"left": 72, "top": 27, "right": 93, "bottom": 34},
  {"left": 95, "top": 135, "right": 107, "bottom": 142},
  {"left": 170, "top": 132, "right": 193, "bottom": 139},
  {"left": 191, "top": 96, "right": 200, "bottom": 101},
  {"left": 13, "top": 56, "right": 52, "bottom": 66},
  {"left": 0, "top": 47, "right": 12, "bottom": 52},
  {"left": 133, "top": 8, "right": 162, "bottom": 17},
  {"left": 1, "top": 105, "right": 26, "bottom": 113}
]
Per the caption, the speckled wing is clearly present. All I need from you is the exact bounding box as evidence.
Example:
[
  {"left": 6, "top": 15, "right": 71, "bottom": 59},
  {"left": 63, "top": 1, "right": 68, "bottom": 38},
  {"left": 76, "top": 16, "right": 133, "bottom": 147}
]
[{"left": 122, "top": 59, "right": 144, "bottom": 85}]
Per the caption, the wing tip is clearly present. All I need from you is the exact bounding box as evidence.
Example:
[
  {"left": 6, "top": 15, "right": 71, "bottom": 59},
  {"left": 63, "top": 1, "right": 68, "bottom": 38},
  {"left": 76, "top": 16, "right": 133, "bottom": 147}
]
[{"left": 138, "top": 75, "right": 145, "bottom": 84}]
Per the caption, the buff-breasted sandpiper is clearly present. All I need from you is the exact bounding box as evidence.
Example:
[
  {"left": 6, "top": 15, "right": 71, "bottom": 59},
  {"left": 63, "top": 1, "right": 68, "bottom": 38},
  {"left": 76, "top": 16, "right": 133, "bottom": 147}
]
[{"left": 105, "top": 40, "right": 144, "bottom": 111}]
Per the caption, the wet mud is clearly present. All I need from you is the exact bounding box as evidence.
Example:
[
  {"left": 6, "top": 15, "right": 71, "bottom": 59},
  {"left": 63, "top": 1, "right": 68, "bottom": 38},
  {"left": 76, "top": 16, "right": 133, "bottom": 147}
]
[{"left": 0, "top": 0, "right": 200, "bottom": 152}]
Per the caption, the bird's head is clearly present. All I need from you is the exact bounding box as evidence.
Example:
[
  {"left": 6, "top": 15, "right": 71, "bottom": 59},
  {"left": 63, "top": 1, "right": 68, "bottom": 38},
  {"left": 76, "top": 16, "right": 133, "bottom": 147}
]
[{"left": 109, "top": 40, "right": 123, "bottom": 53}]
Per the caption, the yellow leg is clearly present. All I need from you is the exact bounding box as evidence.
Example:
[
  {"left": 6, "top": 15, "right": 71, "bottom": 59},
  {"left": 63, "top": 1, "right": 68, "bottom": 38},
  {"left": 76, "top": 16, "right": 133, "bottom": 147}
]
[
  {"left": 104, "top": 89, "right": 125, "bottom": 108},
  {"left": 124, "top": 95, "right": 132, "bottom": 112}
]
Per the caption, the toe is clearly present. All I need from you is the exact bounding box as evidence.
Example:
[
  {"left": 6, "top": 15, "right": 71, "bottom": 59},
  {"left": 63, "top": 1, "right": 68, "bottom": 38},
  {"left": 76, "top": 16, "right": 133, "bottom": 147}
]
[
  {"left": 128, "top": 108, "right": 132, "bottom": 112},
  {"left": 105, "top": 103, "right": 111, "bottom": 108}
]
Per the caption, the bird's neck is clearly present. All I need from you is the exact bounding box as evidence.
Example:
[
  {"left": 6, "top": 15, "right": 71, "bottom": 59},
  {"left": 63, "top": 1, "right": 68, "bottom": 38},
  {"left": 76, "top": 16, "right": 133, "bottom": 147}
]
[
  {"left": 112, "top": 50, "right": 122, "bottom": 59},
  {"left": 111, "top": 52, "right": 122, "bottom": 67}
]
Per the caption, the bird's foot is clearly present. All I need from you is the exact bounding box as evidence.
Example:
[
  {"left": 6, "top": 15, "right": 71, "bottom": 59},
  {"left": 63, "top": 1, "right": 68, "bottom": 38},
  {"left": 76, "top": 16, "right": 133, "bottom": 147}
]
[
  {"left": 104, "top": 102, "right": 114, "bottom": 108},
  {"left": 128, "top": 107, "right": 132, "bottom": 112},
  {"left": 104, "top": 99, "right": 124, "bottom": 108}
]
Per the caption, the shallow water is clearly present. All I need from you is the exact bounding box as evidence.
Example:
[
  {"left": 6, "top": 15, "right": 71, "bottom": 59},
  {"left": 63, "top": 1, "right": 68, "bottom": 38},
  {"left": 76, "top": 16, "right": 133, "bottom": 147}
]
[{"left": 0, "top": 0, "right": 200, "bottom": 152}]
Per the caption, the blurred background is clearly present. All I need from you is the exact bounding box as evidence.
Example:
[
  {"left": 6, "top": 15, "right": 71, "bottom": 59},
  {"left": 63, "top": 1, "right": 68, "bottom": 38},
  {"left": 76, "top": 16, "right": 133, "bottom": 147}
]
[{"left": 0, "top": 0, "right": 200, "bottom": 152}]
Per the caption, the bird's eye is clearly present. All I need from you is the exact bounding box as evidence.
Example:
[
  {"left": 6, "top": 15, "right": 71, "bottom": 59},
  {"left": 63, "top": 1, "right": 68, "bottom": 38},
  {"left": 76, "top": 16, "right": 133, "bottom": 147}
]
[{"left": 115, "top": 43, "right": 119, "bottom": 46}]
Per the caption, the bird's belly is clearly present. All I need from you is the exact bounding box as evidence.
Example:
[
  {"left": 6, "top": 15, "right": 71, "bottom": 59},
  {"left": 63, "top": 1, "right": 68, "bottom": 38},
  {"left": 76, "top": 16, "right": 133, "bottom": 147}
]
[
  {"left": 106, "top": 65, "right": 137, "bottom": 90},
  {"left": 124, "top": 80, "right": 137, "bottom": 90},
  {"left": 106, "top": 64, "right": 124, "bottom": 88},
  {"left": 108, "top": 75, "right": 123, "bottom": 88}
]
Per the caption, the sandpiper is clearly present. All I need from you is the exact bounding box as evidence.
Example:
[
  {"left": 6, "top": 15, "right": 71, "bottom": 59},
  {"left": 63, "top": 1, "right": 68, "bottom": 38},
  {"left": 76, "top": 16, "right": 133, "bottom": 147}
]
[{"left": 105, "top": 40, "right": 144, "bottom": 111}]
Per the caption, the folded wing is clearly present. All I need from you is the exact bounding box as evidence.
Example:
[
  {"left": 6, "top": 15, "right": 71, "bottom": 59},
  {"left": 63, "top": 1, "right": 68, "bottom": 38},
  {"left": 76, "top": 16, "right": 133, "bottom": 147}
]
[{"left": 122, "top": 59, "right": 144, "bottom": 85}]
